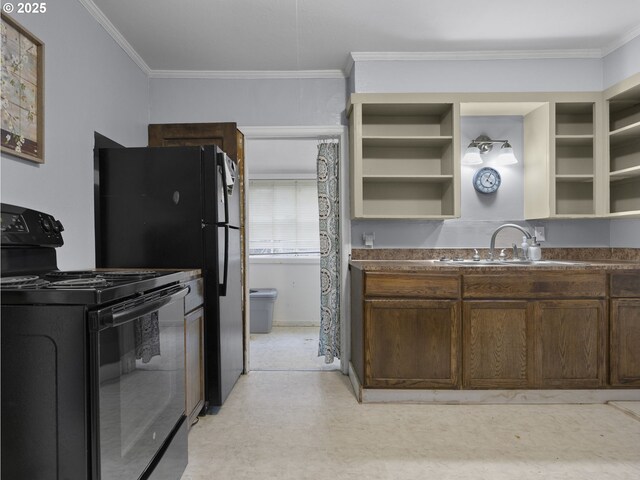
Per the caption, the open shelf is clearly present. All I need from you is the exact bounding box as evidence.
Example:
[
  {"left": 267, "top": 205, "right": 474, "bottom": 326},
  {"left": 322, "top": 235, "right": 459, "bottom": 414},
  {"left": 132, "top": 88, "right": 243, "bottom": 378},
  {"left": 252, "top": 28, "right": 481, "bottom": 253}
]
[
  {"left": 610, "top": 177, "right": 640, "bottom": 214},
  {"left": 351, "top": 98, "right": 458, "bottom": 219},
  {"left": 362, "top": 136, "right": 453, "bottom": 147},
  {"left": 362, "top": 175, "right": 454, "bottom": 183},
  {"left": 555, "top": 180, "right": 594, "bottom": 216},
  {"left": 555, "top": 102, "right": 594, "bottom": 136},
  {"left": 362, "top": 179, "right": 455, "bottom": 218},
  {"left": 610, "top": 165, "right": 640, "bottom": 182},
  {"left": 362, "top": 103, "right": 453, "bottom": 137},
  {"left": 555, "top": 174, "right": 594, "bottom": 182},
  {"left": 551, "top": 101, "right": 596, "bottom": 217},
  {"left": 607, "top": 80, "right": 640, "bottom": 216}
]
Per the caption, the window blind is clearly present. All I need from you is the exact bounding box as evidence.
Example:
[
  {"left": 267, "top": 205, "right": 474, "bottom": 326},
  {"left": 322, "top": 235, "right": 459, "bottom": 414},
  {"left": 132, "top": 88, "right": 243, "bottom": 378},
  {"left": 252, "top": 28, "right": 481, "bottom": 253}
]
[{"left": 248, "top": 179, "right": 320, "bottom": 255}]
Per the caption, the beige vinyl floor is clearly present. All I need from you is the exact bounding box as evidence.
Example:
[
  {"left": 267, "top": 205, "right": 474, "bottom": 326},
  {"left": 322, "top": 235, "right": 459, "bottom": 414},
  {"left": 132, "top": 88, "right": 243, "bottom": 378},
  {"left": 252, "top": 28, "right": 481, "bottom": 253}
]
[
  {"left": 182, "top": 328, "right": 640, "bottom": 480},
  {"left": 249, "top": 326, "right": 340, "bottom": 371}
]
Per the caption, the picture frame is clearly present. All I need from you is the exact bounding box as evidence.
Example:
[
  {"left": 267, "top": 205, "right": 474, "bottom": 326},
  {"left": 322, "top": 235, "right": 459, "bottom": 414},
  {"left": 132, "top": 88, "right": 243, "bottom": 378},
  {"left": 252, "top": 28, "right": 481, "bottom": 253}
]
[{"left": 1, "top": 14, "right": 44, "bottom": 163}]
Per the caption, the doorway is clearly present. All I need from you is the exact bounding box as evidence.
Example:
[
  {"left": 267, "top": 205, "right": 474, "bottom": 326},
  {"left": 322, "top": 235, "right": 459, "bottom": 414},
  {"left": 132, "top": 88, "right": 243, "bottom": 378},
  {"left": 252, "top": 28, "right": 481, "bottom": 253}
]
[{"left": 242, "top": 127, "right": 349, "bottom": 373}]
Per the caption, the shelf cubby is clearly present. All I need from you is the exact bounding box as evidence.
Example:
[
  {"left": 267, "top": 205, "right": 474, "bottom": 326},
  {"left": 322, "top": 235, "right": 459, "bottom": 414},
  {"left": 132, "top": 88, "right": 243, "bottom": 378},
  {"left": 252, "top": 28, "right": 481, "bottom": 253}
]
[
  {"left": 552, "top": 102, "right": 596, "bottom": 216},
  {"left": 555, "top": 102, "right": 595, "bottom": 136},
  {"left": 610, "top": 177, "right": 640, "bottom": 215},
  {"left": 555, "top": 180, "right": 595, "bottom": 216},
  {"left": 362, "top": 178, "right": 455, "bottom": 218},
  {"left": 607, "top": 78, "right": 640, "bottom": 216},
  {"left": 350, "top": 97, "right": 458, "bottom": 219}
]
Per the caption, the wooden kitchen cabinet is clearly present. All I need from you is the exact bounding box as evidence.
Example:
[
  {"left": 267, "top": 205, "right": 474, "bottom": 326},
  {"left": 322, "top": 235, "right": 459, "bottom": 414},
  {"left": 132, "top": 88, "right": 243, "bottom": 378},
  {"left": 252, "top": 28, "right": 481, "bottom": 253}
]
[
  {"left": 185, "top": 306, "right": 205, "bottom": 425},
  {"left": 462, "top": 301, "right": 534, "bottom": 388},
  {"left": 351, "top": 271, "right": 462, "bottom": 388},
  {"left": 534, "top": 299, "right": 607, "bottom": 388},
  {"left": 365, "top": 298, "right": 461, "bottom": 388},
  {"left": 348, "top": 94, "right": 460, "bottom": 219},
  {"left": 464, "top": 272, "right": 607, "bottom": 388},
  {"left": 184, "top": 277, "right": 205, "bottom": 427},
  {"left": 610, "top": 272, "right": 640, "bottom": 386}
]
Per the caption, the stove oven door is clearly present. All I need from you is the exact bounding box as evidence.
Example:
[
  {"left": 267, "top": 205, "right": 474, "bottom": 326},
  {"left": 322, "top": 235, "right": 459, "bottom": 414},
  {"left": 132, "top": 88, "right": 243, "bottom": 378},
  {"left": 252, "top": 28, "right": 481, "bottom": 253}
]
[{"left": 90, "top": 284, "right": 189, "bottom": 480}]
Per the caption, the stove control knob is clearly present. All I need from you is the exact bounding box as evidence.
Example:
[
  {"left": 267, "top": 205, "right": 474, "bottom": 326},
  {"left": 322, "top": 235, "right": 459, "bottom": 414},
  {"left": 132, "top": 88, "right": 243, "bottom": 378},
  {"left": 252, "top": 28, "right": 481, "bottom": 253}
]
[{"left": 41, "top": 217, "right": 52, "bottom": 232}]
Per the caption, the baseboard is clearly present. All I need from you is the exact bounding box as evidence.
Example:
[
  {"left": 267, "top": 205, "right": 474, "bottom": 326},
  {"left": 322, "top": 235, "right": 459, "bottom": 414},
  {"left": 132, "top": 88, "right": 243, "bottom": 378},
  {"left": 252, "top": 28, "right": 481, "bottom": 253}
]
[{"left": 345, "top": 365, "right": 640, "bottom": 404}]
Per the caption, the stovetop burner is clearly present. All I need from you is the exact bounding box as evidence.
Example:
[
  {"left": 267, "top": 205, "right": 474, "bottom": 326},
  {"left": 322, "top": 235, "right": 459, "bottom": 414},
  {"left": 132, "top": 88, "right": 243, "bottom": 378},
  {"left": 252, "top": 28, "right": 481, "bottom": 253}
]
[
  {"left": 44, "top": 270, "right": 160, "bottom": 282},
  {"left": 46, "top": 277, "right": 111, "bottom": 289},
  {"left": 0, "top": 275, "right": 50, "bottom": 288}
]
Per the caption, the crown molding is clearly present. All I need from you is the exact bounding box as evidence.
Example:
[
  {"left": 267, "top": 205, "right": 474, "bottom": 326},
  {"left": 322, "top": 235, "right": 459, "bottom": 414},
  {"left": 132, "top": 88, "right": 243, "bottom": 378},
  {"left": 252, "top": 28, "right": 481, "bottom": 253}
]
[
  {"left": 78, "top": 0, "right": 151, "bottom": 75},
  {"left": 601, "top": 23, "right": 640, "bottom": 56},
  {"left": 148, "top": 70, "right": 345, "bottom": 79},
  {"left": 350, "top": 49, "right": 604, "bottom": 63}
]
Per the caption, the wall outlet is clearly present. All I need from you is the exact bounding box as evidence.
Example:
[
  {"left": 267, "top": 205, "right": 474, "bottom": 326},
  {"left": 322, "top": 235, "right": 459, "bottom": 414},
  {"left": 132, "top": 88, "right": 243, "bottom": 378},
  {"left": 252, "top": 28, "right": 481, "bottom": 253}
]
[
  {"left": 362, "top": 232, "right": 375, "bottom": 248},
  {"left": 534, "top": 226, "right": 545, "bottom": 241}
]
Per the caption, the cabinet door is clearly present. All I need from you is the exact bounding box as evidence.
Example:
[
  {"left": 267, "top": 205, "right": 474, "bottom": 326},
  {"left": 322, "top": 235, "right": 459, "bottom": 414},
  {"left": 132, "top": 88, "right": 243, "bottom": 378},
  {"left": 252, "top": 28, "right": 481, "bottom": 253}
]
[
  {"left": 185, "top": 307, "right": 205, "bottom": 426},
  {"left": 463, "top": 301, "right": 534, "bottom": 388},
  {"left": 364, "top": 299, "right": 460, "bottom": 388},
  {"left": 148, "top": 122, "right": 243, "bottom": 162},
  {"left": 534, "top": 299, "right": 607, "bottom": 388},
  {"left": 610, "top": 299, "right": 640, "bottom": 387}
]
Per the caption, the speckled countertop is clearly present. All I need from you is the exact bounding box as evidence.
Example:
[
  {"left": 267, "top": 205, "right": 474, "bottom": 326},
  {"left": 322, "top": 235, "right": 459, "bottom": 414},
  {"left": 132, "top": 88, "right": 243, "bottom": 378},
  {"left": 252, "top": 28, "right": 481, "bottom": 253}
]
[
  {"left": 350, "top": 248, "right": 640, "bottom": 273},
  {"left": 350, "top": 259, "right": 640, "bottom": 273}
]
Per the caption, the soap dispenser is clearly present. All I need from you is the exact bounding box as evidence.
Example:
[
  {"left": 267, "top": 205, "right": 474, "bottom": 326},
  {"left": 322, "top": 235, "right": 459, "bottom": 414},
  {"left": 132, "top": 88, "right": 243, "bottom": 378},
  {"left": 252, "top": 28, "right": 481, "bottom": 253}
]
[
  {"left": 521, "top": 236, "right": 529, "bottom": 260},
  {"left": 528, "top": 236, "right": 542, "bottom": 261}
]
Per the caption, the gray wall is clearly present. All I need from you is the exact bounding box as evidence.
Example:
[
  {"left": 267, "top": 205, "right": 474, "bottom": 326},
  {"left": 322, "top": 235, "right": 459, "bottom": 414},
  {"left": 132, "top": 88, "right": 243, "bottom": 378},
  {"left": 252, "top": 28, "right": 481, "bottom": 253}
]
[
  {"left": 604, "top": 35, "right": 640, "bottom": 88},
  {"left": 1, "top": 0, "right": 150, "bottom": 269},
  {"left": 352, "top": 58, "right": 603, "bottom": 93},
  {"left": 150, "top": 77, "right": 347, "bottom": 126}
]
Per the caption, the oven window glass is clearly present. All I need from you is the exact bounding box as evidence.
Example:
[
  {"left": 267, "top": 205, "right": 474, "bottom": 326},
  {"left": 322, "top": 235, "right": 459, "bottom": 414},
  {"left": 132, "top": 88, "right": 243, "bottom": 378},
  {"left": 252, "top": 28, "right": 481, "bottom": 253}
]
[{"left": 97, "top": 297, "right": 185, "bottom": 480}]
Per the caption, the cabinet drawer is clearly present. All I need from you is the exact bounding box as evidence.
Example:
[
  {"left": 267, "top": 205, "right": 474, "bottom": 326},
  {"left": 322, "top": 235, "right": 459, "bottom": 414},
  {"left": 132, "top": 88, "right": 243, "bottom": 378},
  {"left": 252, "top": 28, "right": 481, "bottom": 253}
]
[
  {"left": 463, "top": 272, "right": 606, "bottom": 299},
  {"left": 610, "top": 272, "right": 640, "bottom": 298},
  {"left": 364, "top": 272, "right": 460, "bottom": 298}
]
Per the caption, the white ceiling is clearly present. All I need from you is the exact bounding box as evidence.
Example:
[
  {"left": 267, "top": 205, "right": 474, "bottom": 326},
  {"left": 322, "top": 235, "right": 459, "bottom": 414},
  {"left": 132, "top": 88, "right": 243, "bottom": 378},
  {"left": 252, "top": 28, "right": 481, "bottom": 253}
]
[{"left": 89, "top": 0, "right": 640, "bottom": 74}]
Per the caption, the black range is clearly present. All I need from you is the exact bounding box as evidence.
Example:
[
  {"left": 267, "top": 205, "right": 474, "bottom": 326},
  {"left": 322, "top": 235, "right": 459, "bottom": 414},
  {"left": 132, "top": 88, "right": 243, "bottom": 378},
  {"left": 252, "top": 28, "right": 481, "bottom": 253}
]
[{"left": 1, "top": 203, "right": 190, "bottom": 480}]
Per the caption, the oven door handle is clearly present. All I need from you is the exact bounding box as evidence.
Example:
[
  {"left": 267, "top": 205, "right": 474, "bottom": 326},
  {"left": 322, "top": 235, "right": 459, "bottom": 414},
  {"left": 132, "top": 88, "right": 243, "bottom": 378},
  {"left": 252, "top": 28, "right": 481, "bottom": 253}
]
[{"left": 91, "top": 285, "right": 189, "bottom": 330}]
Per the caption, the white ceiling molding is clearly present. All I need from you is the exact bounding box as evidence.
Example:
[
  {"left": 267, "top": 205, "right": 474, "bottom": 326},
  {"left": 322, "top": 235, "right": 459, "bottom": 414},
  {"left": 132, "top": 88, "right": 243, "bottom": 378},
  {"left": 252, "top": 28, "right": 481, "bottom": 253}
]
[
  {"left": 78, "top": 0, "right": 151, "bottom": 75},
  {"left": 350, "top": 49, "right": 604, "bottom": 63},
  {"left": 601, "top": 23, "right": 640, "bottom": 57},
  {"left": 148, "top": 70, "right": 345, "bottom": 79}
]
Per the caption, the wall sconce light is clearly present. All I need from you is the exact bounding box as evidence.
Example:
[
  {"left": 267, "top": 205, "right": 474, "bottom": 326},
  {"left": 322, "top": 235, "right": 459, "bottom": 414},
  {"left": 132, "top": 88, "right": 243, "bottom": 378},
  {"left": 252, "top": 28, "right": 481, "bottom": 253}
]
[{"left": 462, "top": 135, "right": 518, "bottom": 166}]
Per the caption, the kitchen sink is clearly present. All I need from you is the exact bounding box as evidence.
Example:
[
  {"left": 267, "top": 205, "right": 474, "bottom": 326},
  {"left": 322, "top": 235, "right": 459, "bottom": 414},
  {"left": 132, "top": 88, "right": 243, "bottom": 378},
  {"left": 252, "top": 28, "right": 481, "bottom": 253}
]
[{"left": 439, "top": 259, "right": 585, "bottom": 266}]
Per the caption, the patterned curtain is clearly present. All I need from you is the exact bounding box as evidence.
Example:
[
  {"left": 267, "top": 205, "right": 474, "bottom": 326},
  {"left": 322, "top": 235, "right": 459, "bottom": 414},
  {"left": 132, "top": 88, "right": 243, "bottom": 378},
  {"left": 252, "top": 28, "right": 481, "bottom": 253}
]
[{"left": 317, "top": 141, "right": 341, "bottom": 363}]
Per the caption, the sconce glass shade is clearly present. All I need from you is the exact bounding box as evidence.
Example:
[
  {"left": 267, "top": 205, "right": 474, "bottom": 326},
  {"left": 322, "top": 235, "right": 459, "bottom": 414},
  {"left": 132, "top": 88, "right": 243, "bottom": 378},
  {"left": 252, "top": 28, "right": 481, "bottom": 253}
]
[
  {"left": 497, "top": 142, "right": 518, "bottom": 165},
  {"left": 462, "top": 145, "right": 483, "bottom": 165}
]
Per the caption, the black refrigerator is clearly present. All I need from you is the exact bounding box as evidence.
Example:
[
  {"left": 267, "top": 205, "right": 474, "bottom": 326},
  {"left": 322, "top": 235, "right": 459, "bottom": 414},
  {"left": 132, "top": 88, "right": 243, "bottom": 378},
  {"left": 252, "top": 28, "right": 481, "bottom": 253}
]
[{"left": 94, "top": 145, "right": 243, "bottom": 408}]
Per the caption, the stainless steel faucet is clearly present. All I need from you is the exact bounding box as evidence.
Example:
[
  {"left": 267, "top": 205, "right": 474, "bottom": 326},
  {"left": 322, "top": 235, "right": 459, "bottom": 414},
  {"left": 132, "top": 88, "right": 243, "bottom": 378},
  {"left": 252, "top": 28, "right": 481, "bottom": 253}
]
[{"left": 488, "top": 224, "right": 532, "bottom": 261}]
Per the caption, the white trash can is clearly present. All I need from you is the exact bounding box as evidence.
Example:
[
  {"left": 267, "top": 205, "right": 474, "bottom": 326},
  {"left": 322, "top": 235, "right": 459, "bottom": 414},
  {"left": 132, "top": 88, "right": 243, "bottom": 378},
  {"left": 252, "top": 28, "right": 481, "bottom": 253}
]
[{"left": 249, "top": 288, "right": 278, "bottom": 333}]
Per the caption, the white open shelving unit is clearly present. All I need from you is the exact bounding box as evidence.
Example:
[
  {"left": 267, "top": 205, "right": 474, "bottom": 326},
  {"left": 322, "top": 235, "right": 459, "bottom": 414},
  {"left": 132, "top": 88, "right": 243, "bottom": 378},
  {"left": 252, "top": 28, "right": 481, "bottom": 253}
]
[
  {"left": 553, "top": 101, "right": 598, "bottom": 217},
  {"left": 606, "top": 74, "right": 640, "bottom": 218},
  {"left": 347, "top": 80, "right": 640, "bottom": 221},
  {"left": 349, "top": 95, "right": 460, "bottom": 219}
]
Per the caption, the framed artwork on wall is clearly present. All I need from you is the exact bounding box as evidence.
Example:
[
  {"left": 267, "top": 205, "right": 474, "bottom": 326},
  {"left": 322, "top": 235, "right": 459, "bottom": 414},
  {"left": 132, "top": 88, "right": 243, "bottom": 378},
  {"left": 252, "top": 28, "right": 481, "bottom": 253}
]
[{"left": 1, "top": 14, "right": 44, "bottom": 163}]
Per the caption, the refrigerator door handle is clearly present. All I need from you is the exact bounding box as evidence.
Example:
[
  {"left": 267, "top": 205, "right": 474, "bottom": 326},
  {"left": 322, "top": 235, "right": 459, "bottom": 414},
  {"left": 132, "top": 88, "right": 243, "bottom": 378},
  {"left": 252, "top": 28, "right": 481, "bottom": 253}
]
[
  {"left": 217, "top": 153, "right": 230, "bottom": 225},
  {"left": 219, "top": 225, "right": 229, "bottom": 296}
]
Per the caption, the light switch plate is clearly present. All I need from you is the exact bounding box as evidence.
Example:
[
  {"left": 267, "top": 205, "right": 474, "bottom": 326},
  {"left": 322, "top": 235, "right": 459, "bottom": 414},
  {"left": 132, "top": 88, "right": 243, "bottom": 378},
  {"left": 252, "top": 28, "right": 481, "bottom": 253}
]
[
  {"left": 362, "top": 232, "right": 375, "bottom": 248},
  {"left": 534, "top": 226, "right": 545, "bottom": 241}
]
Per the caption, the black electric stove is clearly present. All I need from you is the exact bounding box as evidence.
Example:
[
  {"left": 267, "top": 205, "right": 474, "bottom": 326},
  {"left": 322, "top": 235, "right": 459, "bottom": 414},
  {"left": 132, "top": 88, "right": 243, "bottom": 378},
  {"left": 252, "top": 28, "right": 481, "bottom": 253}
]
[
  {"left": 1, "top": 268, "right": 188, "bottom": 305},
  {"left": 1, "top": 203, "right": 189, "bottom": 480}
]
